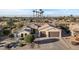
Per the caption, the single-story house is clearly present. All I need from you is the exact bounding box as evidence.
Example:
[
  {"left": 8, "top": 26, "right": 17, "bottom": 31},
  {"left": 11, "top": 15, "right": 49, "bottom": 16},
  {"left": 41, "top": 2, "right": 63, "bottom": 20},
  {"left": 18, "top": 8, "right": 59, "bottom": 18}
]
[
  {"left": 13, "top": 24, "right": 40, "bottom": 39},
  {"left": 14, "top": 26, "right": 32, "bottom": 39},
  {"left": 38, "top": 24, "right": 62, "bottom": 39},
  {"left": 69, "top": 23, "right": 79, "bottom": 36}
]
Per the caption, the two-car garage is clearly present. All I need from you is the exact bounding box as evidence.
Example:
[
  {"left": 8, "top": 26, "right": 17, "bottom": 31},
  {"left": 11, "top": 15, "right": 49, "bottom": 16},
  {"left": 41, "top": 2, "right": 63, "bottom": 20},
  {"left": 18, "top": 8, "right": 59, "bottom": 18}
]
[
  {"left": 40, "top": 31, "right": 60, "bottom": 37},
  {"left": 38, "top": 24, "right": 62, "bottom": 39}
]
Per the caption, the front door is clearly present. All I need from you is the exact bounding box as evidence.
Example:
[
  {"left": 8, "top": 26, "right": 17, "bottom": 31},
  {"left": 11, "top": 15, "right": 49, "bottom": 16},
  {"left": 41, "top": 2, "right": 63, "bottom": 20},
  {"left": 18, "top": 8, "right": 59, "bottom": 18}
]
[{"left": 40, "top": 31, "right": 46, "bottom": 37}]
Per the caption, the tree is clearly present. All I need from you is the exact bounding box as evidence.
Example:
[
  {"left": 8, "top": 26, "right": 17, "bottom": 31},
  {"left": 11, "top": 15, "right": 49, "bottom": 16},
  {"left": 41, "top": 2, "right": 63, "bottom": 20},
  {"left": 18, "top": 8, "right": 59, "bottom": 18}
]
[
  {"left": 2, "top": 29, "right": 11, "bottom": 35},
  {"left": 33, "top": 10, "right": 35, "bottom": 17},
  {"left": 7, "top": 18, "right": 14, "bottom": 29},
  {"left": 39, "top": 9, "right": 44, "bottom": 17},
  {"left": 24, "top": 34, "right": 35, "bottom": 43},
  {"left": 70, "top": 14, "right": 73, "bottom": 17},
  {"left": 9, "top": 34, "right": 14, "bottom": 38}
]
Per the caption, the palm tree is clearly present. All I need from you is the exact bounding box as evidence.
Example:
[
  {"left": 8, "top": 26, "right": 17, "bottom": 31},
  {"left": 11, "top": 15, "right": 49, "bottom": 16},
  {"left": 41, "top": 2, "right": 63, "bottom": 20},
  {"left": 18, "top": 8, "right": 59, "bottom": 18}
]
[
  {"left": 33, "top": 10, "right": 35, "bottom": 17},
  {"left": 35, "top": 9, "right": 38, "bottom": 17},
  {"left": 33, "top": 9, "right": 44, "bottom": 17},
  {"left": 41, "top": 10, "right": 44, "bottom": 17},
  {"left": 33, "top": 9, "right": 38, "bottom": 17},
  {"left": 70, "top": 14, "right": 73, "bottom": 17},
  {"left": 39, "top": 9, "right": 42, "bottom": 11},
  {"left": 39, "top": 9, "right": 44, "bottom": 17},
  {"left": 70, "top": 14, "right": 74, "bottom": 21},
  {"left": 40, "top": 9, "right": 44, "bottom": 16},
  {"left": 39, "top": 9, "right": 42, "bottom": 16}
]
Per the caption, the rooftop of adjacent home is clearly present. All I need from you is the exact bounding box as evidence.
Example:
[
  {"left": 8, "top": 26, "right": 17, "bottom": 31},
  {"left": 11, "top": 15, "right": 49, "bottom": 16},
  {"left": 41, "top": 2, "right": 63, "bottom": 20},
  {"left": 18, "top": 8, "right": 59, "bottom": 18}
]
[
  {"left": 69, "top": 23, "right": 79, "bottom": 31},
  {"left": 28, "top": 24, "right": 40, "bottom": 29},
  {"left": 38, "top": 23, "right": 61, "bottom": 31},
  {"left": 14, "top": 26, "right": 32, "bottom": 34}
]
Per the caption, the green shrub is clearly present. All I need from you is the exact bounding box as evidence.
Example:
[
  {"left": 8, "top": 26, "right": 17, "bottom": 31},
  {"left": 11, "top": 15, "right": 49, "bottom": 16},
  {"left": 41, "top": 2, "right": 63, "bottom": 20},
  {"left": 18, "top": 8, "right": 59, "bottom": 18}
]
[
  {"left": 18, "top": 42, "right": 26, "bottom": 47},
  {"left": 20, "top": 38, "right": 24, "bottom": 40},
  {"left": 0, "top": 31, "right": 3, "bottom": 36},
  {"left": 24, "top": 34, "right": 35, "bottom": 43},
  {"left": 9, "top": 34, "right": 14, "bottom": 38},
  {"left": 3, "top": 29, "right": 11, "bottom": 35}
]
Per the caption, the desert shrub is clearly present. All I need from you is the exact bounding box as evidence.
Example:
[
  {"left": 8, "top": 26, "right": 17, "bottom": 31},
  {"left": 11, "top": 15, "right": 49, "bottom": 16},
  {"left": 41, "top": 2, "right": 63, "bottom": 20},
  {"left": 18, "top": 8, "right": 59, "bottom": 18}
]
[
  {"left": 20, "top": 37, "right": 24, "bottom": 40},
  {"left": 24, "top": 34, "right": 35, "bottom": 43},
  {"left": 9, "top": 34, "right": 14, "bottom": 38},
  {"left": 3, "top": 29, "right": 11, "bottom": 35},
  {"left": 19, "top": 43, "right": 26, "bottom": 47}
]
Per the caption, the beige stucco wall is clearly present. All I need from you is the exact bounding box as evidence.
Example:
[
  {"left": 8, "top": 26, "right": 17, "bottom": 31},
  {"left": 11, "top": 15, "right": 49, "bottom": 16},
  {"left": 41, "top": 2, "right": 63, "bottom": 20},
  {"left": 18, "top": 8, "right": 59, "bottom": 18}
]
[
  {"left": 18, "top": 31, "right": 30, "bottom": 37},
  {"left": 69, "top": 23, "right": 79, "bottom": 36},
  {"left": 39, "top": 29, "right": 61, "bottom": 39}
]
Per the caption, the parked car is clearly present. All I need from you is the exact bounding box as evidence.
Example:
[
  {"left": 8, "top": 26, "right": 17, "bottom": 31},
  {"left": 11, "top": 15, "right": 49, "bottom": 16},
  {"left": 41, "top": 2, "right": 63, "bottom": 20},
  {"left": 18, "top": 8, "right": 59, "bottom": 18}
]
[{"left": 5, "top": 42, "right": 18, "bottom": 49}]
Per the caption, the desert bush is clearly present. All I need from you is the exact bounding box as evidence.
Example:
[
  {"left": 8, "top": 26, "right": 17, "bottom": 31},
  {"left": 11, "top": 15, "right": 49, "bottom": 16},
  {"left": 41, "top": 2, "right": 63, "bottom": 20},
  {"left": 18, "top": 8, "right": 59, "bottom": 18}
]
[
  {"left": 3, "top": 29, "right": 11, "bottom": 35},
  {"left": 24, "top": 34, "right": 35, "bottom": 43}
]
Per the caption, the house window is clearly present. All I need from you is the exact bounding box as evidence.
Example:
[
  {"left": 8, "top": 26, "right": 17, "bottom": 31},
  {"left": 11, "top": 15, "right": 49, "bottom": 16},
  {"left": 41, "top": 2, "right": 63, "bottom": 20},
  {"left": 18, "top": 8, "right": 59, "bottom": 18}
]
[
  {"left": 25, "top": 33, "right": 27, "bottom": 36},
  {"left": 21, "top": 33, "right": 23, "bottom": 37},
  {"left": 40, "top": 31, "right": 46, "bottom": 37}
]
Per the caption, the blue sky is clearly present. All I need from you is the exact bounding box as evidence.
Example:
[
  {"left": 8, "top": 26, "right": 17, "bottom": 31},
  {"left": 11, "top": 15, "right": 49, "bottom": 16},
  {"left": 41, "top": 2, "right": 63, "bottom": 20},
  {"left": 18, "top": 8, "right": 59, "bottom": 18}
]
[{"left": 0, "top": 9, "right": 79, "bottom": 16}]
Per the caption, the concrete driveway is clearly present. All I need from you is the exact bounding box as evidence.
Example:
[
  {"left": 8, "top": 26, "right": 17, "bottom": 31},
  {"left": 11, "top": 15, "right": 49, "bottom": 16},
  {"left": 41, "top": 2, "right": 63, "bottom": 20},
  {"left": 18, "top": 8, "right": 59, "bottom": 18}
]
[
  {"left": 14, "top": 37, "right": 71, "bottom": 50},
  {"left": 1, "top": 37, "right": 79, "bottom": 50},
  {"left": 33, "top": 37, "right": 70, "bottom": 50}
]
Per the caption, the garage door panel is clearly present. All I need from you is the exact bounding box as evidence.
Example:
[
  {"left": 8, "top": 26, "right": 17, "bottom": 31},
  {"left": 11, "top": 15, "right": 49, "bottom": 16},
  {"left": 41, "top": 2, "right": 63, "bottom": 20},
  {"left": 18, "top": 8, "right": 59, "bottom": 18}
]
[{"left": 48, "top": 32, "right": 59, "bottom": 37}]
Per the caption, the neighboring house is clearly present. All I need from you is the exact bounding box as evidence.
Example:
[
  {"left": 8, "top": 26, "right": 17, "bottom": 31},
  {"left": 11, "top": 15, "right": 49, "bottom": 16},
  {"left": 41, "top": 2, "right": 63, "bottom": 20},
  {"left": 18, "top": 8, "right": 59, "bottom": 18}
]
[
  {"left": 56, "top": 19, "right": 70, "bottom": 27},
  {"left": 69, "top": 23, "right": 79, "bottom": 36},
  {"left": 38, "top": 24, "right": 62, "bottom": 39},
  {"left": 13, "top": 24, "right": 40, "bottom": 40},
  {"left": 14, "top": 26, "right": 32, "bottom": 39},
  {"left": 76, "top": 19, "right": 79, "bottom": 22}
]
